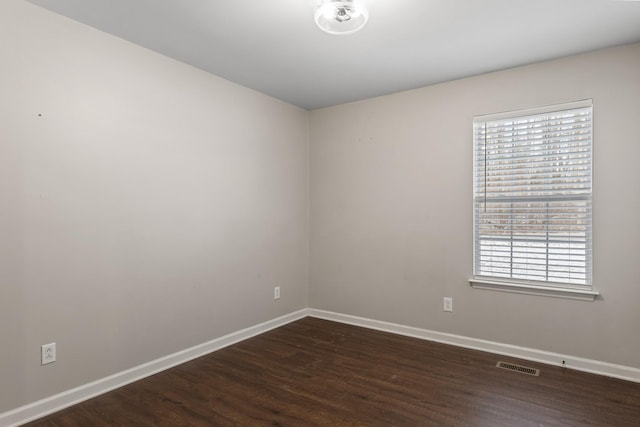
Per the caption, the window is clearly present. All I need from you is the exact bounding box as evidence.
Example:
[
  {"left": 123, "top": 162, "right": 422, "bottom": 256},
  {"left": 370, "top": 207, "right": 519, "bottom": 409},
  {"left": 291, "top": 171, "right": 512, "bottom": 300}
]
[{"left": 470, "top": 100, "right": 597, "bottom": 300}]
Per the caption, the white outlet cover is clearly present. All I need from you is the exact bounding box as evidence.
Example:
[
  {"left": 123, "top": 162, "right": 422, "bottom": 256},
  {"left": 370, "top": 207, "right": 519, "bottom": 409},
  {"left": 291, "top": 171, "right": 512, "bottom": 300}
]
[
  {"left": 274, "top": 287, "right": 281, "bottom": 299},
  {"left": 41, "top": 343, "right": 56, "bottom": 365}
]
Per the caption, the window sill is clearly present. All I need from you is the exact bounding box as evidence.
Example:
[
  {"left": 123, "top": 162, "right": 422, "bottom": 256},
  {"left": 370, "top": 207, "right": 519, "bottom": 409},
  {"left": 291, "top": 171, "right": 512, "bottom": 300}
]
[{"left": 468, "top": 278, "right": 600, "bottom": 301}]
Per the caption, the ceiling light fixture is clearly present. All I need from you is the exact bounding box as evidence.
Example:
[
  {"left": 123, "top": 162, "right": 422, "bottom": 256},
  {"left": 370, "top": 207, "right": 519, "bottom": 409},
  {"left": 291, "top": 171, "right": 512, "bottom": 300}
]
[{"left": 314, "top": 0, "right": 369, "bottom": 35}]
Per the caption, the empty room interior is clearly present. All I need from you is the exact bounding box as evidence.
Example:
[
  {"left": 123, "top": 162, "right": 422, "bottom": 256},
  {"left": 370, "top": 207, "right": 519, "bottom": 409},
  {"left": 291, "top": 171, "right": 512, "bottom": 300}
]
[{"left": 2, "top": 0, "right": 640, "bottom": 425}]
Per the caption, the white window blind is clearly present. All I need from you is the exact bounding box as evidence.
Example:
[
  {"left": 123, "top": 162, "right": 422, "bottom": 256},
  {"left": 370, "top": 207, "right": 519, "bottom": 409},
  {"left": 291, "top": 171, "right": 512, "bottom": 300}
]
[{"left": 473, "top": 100, "right": 593, "bottom": 289}]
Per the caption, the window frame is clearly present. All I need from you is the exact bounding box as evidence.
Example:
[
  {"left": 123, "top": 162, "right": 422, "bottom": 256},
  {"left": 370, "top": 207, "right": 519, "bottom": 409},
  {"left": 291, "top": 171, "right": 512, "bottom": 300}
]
[{"left": 469, "top": 100, "right": 599, "bottom": 301}]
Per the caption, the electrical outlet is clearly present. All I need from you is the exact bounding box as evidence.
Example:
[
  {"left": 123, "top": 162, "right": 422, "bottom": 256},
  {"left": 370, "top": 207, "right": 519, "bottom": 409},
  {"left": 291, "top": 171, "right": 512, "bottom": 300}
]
[
  {"left": 443, "top": 297, "right": 453, "bottom": 312},
  {"left": 274, "top": 286, "right": 281, "bottom": 300},
  {"left": 41, "top": 343, "right": 56, "bottom": 365}
]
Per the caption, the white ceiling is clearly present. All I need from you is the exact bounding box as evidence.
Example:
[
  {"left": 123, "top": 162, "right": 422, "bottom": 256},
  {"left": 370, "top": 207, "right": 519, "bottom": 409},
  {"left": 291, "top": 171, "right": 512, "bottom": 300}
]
[{"left": 27, "top": 0, "right": 640, "bottom": 110}]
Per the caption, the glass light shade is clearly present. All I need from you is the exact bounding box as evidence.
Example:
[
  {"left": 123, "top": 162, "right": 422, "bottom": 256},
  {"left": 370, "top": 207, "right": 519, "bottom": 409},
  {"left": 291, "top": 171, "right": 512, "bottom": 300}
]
[{"left": 314, "top": 0, "right": 369, "bottom": 35}]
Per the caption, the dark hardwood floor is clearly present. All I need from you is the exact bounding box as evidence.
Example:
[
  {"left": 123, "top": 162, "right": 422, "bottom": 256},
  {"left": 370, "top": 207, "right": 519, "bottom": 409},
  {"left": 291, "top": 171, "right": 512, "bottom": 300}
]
[{"left": 24, "top": 317, "right": 640, "bottom": 426}]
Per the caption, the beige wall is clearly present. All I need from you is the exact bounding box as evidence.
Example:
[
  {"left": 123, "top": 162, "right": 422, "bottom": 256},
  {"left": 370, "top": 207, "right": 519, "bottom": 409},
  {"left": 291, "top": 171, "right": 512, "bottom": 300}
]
[
  {"left": 310, "top": 43, "right": 640, "bottom": 368},
  {"left": 0, "top": 0, "right": 309, "bottom": 412}
]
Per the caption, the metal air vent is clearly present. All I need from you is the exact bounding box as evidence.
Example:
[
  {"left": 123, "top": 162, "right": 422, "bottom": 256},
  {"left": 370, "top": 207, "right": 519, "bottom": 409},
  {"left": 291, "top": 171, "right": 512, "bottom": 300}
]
[{"left": 496, "top": 361, "right": 540, "bottom": 376}]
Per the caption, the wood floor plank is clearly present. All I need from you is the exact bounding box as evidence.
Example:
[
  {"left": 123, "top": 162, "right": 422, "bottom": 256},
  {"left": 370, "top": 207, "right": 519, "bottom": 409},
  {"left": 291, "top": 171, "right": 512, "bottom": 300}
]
[{"left": 23, "top": 317, "right": 640, "bottom": 426}]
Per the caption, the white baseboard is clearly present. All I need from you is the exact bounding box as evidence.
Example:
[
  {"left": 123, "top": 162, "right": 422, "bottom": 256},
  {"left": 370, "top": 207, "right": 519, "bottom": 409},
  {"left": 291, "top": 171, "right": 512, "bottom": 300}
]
[
  {"left": 0, "top": 309, "right": 308, "bottom": 427},
  {"left": 4, "top": 307, "right": 639, "bottom": 426},
  {"left": 307, "top": 308, "right": 640, "bottom": 384}
]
